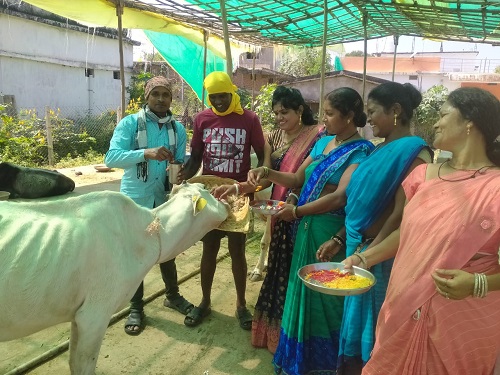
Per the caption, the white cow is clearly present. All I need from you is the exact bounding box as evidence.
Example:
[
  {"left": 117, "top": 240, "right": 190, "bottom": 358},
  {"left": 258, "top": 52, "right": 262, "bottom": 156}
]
[{"left": 0, "top": 182, "right": 228, "bottom": 375}]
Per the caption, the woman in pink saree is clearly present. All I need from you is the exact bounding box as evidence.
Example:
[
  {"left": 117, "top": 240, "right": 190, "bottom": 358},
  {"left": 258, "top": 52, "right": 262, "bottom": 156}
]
[{"left": 345, "top": 87, "right": 500, "bottom": 375}]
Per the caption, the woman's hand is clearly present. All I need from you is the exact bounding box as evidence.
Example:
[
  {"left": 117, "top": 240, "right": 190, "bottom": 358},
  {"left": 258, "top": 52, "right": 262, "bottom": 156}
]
[
  {"left": 431, "top": 269, "right": 475, "bottom": 300},
  {"left": 342, "top": 255, "right": 363, "bottom": 269},
  {"left": 273, "top": 203, "right": 295, "bottom": 222},
  {"left": 211, "top": 184, "right": 237, "bottom": 200},
  {"left": 316, "top": 239, "right": 342, "bottom": 262},
  {"left": 247, "top": 167, "right": 266, "bottom": 186}
]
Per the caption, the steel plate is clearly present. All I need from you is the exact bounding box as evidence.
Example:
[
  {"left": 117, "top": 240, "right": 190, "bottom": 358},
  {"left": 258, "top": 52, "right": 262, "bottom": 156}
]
[{"left": 298, "top": 262, "right": 376, "bottom": 296}]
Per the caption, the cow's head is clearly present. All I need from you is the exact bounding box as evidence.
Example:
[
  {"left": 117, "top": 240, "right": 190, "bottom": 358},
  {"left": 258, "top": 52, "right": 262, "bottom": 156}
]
[
  {"left": 0, "top": 162, "right": 75, "bottom": 199},
  {"left": 153, "top": 181, "right": 230, "bottom": 263}
]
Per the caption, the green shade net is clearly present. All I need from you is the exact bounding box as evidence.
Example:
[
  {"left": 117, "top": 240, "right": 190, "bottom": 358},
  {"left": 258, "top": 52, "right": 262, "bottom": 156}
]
[
  {"left": 144, "top": 30, "right": 226, "bottom": 101},
  {"left": 334, "top": 56, "right": 344, "bottom": 71},
  {"left": 178, "top": 0, "right": 500, "bottom": 46}
]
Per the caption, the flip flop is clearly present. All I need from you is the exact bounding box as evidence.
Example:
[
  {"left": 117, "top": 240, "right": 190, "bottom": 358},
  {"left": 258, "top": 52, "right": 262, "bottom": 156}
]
[
  {"left": 184, "top": 306, "right": 211, "bottom": 327},
  {"left": 124, "top": 310, "right": 145, "bottom": 336},
  {"left": 164, "top": 296, "right": 194, "bottom": 315},
  {"left": 235, "top": 307, "right": 253, "bottom": 330}
]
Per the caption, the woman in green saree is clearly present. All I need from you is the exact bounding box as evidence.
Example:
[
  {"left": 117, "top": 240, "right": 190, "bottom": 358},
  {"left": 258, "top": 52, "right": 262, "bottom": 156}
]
[{"left": 248, "top": 87, "right": 374, "bottom": 375}]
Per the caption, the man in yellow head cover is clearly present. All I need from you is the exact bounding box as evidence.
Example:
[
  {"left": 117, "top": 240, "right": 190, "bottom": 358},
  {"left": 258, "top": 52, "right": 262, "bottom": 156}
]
[
  {"left": 204, "top": 71, "right": 244, "bottom": 116},
  {"left": 179, "top": 71, "right": 265, "bottom": 330}
]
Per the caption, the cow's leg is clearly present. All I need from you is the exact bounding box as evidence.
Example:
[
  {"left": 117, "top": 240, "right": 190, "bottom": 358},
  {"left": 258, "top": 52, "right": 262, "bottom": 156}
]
[
  {"left": 249, "top": 217, "right": 271, "bottom": 282},
  {"left": 69, "top": 307, "right": 111, "bottom": 375}
]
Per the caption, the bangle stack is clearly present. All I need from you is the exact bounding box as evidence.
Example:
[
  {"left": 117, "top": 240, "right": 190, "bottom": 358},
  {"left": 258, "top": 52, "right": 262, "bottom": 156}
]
[
  {"left": 262, "top": 166, "right": 270, "bottom": 179},
  {"left": 288, "top": 192, "right": 299, "bottom": 202},
  {"left": 330, "top": 235, "right": 345, "bottom": 248},
  {"left": 292, "top": 205, "right": 299, "bottom": 220},
  {"left": 473, "top": 273, "right": 488, "bottom": 298},
  {"left": 352, "top": 252, "right": 369, "bottom": 269},
  {"left": 233, "top": 182, "right": 243, "bottom": 195}
]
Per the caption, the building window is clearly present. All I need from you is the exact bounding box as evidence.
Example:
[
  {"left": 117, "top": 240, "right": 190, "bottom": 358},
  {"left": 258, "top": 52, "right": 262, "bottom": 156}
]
[
  {"left": 409, "top": 75, "right": 418, "bottom": 80},
  {"left": 113, "top": 71, "right": 120, "bottom": 79},
  {"left": 85, "top": 68, "right": 94, "bottom": 77}
]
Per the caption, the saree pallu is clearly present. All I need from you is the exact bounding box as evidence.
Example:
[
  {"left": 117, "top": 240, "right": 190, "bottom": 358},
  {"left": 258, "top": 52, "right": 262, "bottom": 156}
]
[
  {"left": 339, "top": 136, "right": 429, "bottom": 368},
  {"left": 363, "top": 166, "right": 500, "bottom": 375},
  {"left": 274, "top": 139, "right": 374, "bottom": 375},
  {"left": 252, "top": 125, "right": 323, "bottom": 353}
]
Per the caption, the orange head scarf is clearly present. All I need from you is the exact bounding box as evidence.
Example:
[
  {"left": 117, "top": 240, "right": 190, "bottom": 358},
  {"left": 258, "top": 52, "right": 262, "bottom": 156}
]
[{"left": 204, "top": 71, "right": 244, "bottom": 116}]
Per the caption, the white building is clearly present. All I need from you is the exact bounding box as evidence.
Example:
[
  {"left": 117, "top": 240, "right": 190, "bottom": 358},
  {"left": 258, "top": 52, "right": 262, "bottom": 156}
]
[{"left": 0, "top": 3, "right": 137, "bottom": 116}]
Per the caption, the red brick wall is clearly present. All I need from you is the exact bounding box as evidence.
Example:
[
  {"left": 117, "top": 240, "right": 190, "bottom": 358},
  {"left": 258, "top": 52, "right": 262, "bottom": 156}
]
[{"left": 461, "top": 82, "right": 500, "bottom": 101}]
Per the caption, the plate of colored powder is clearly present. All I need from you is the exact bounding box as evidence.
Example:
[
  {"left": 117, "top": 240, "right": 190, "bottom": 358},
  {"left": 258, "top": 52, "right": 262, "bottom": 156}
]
[
  {"left": 298, "top": 262, "right": 376, "bottom": 296},
  {"left": 250, "top": 199, "right": 286, "bottom": 216}
]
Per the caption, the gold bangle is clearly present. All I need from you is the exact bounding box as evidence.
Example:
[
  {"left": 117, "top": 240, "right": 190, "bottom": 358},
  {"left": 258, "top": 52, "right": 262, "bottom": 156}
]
[
  {"left": 352, "top": 253, "right": 368, "bottom": 269},
  {"left": 262, "top": 166, "right": 270, "bottom": 179}
]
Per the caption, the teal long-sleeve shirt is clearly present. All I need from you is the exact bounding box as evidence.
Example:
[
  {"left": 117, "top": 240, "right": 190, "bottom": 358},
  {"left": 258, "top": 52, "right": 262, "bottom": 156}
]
[{"left": 105, "top": 112, "right": 187, "bottom": 208}]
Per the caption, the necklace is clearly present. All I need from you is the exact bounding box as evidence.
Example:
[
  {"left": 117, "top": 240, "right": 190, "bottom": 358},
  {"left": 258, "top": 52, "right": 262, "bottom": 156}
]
[
  {"left": 282, "top": 125, "right": 304, "bottom": 146},
  {"left": 438, "top": 161, "right": 494, "bottom": 182},
  {"left": 336, "top": 131, "right": 358, "bottom": 145}
]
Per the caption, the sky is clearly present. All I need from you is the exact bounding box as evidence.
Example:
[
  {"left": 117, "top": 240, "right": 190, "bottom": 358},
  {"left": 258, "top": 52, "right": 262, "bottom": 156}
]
[{"left": 131, "top": 30, "right": 500, "bottom": 62}]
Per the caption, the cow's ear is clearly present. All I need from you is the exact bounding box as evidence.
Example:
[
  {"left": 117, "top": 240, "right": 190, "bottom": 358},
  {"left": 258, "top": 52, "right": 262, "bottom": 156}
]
[{"left": 192, "top": 195, "right": 207, "bottom": 216}]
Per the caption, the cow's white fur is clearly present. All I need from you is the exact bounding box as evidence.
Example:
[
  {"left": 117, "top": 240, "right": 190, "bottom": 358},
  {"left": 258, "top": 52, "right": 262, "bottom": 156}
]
[{"left": 0, "top": 182, "right": 228, "bottom": 374}]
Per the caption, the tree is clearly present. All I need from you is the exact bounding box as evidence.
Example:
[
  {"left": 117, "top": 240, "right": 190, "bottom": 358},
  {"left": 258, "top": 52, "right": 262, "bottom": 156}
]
[
  {"left": 253, "top": 83, "right": 277, "bottom": 132},
  {"left": 414, "top": 85, "right": 449, "bottom": 146},
  {"left": 495, "top": 66, "right": 500, "bottom": 74},
  {"left": 345, "top": 50, "right": 366, "bottom": 57},
  {"left": 126, "top": 72, "right": 153, "bottom": 106},
  {"left": 278, "top": 47, "right": 332, "bottom": 77}
]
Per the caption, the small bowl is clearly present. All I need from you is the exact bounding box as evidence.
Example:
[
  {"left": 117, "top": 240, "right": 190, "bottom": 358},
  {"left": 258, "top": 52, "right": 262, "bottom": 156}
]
[
  {"left": 0, "top": 191, "right": 10, "bottom": 201},
  {"left": 298, "top": 262, "right": 376, "bottom": 296},
  {"left": 94, "top": 165, "right": 112, "bottom": 172}
]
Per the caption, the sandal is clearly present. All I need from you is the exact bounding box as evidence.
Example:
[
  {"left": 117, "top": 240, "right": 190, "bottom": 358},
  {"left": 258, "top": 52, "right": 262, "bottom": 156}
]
[
  {"left": 164, "top": 296, "right": 194, "bottom": 316},
  {"left": 184, "top": 306, "right": 211, "bottom": 327},
  {"left": 235, "top": 307, "right": 253, "bottom": 330},
  {"left": 124, "top": 310, "right": 145, "bottom": 336}
]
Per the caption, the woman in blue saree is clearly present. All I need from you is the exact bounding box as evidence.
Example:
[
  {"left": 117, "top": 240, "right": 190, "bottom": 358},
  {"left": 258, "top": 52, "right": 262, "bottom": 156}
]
[
  {"left": 318, "top": 82, "right": 433, "bottom": 375},
  {"left": 248, "top": 87, "right": 374, "bottom": 375}
]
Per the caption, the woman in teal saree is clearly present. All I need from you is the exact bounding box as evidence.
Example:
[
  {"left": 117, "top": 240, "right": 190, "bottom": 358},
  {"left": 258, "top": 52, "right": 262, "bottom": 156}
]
[
  {"left": 248, "top": 87, "right": 374, "bottom": 375},
  {"left": 319, "top": 82, "right": 433, "bottom": 375}
]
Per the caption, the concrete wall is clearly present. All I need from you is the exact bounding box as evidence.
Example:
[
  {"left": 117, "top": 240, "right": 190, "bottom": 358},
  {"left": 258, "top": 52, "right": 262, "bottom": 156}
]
[
  {"left": 366, "top": 72, "right": 462, "bottom": 93},
  {"left": 0, "top": 13, "right": 134, "bottom": 116},
  {"left": 287, "top": 76, "right": 381, "bottom": 108}
]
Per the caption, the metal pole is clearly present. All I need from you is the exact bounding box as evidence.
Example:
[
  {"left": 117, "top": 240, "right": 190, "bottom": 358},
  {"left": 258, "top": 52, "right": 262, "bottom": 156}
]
[
  {"left": 251, "top": 48, "right": 256, "bottom": 111},
  {"left": 318, "top": 0, "right": 328, "bottom": 120},
  {"left": 116, "top": 0, "right": 126, "bottom": 119},
  {"left": 45, "top": 106, "right": 54, "bottom": 166},
  {"left": 362, "top": 11, "right": 368, "bottom": 103},
  {"left": 219, "top": 0, "right": 233, "bottom": 77},
  {"left": 392, "top": 35, "right": 399, "bottom": 82},
  {"left": 202, "top": 30, "right": 208, "bottom": 109}
]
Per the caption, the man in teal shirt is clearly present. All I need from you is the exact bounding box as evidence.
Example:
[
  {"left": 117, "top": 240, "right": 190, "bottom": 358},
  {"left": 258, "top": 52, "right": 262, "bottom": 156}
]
[{"left": 105, "top": 76, "right": 193, "bottom": 335}]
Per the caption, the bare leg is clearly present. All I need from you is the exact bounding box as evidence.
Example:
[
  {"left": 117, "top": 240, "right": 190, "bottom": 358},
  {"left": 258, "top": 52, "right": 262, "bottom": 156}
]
[
  {"left": 227, "top": 232, "right": 247, "bottom": 309},
  {"left": 199, "top": 230, "right": 222, "bottom": 310}
]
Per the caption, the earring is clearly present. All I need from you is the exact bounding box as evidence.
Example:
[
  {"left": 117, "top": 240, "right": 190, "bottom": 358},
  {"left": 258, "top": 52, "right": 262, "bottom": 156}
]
[
  {"left": 394, "top": 113, "right": 397, "bottom": 127},
  {"left": 467, "top": 125, "right": 471, "bottom": 136},
  {"left": 347, "top": 119, "right": 350, "bottom": 124}
]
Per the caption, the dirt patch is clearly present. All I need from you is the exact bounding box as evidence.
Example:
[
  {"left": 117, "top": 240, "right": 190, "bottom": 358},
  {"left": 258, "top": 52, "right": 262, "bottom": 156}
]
[{"left": 0, "top": 167, "right": 274, "bottom": 375}]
